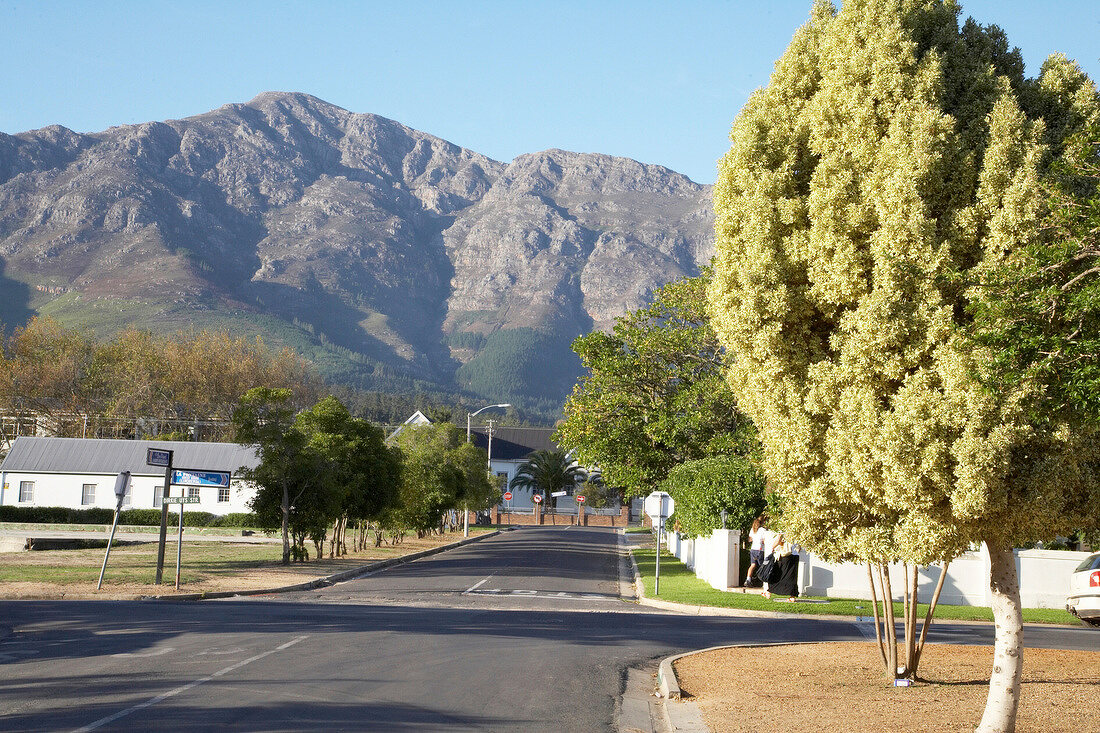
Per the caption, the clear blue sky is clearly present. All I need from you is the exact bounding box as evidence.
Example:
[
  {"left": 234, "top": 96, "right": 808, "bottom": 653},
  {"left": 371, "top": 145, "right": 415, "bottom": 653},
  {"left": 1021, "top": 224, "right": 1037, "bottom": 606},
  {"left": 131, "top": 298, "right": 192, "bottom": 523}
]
[{"left": 2, "top": 1, "right": 1097, "bottom": 184}]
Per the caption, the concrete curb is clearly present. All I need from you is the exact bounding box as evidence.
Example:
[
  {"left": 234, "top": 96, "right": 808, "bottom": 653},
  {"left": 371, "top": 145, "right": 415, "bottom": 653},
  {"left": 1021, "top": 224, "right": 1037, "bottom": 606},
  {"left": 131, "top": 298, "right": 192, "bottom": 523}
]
[{"left": 141, "top": 527, "right": 513, "bottom": 601}]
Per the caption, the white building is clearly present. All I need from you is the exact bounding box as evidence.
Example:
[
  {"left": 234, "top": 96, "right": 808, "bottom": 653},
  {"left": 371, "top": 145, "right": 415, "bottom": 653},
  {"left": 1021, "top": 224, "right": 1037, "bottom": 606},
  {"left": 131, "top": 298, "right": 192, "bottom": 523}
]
[
  {"left": 468, "top": 425, "right": 569, "bottom": 510},
  {"left": 0, "top": 437, "right": 259, "bottom": 515}
]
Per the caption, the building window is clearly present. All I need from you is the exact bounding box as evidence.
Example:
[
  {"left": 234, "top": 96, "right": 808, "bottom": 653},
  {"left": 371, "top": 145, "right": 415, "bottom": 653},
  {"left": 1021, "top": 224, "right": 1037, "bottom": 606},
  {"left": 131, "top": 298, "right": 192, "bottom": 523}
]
[
  {"left": 122, "top": 483, "right": 132, "bottom": 507},
  {"left": 82, "top": 484, "right": 96, "bottom": 505},
  {"left": 218, "top": 487, "right": 230, "bottom": 503},
  {"left": 154, "top": 485, "right": 165, "bottom": 507},
  {"left": 19, "top": 481, "right": 33, "bottom": 502},
  {"left": 187, "top": 486, "right": 200, "bottom": 500}
]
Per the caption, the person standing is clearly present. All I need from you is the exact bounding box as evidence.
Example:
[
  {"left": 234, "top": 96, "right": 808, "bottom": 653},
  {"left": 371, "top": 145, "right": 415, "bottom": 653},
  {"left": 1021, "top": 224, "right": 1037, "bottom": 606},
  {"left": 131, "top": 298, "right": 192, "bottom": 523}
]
[{"left": 743, "top": 515, "right": 767, "bottom": 587}]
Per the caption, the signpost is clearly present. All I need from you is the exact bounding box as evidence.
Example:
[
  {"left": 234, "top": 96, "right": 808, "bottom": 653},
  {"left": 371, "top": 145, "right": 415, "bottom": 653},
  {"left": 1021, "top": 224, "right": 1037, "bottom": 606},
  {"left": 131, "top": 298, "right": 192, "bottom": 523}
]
[
  {"left": 644, "top": 491, "right": 676, "bottom": 595},
  {"left": 96, "top": 471, "right": 131, "bottom": 590},
  {"left": 503, "top": 491, "right": 513, "bottom": 501},
  {"left": 152, "top": 448, "right": 175, "bottom": 585},
  {"left": 532, "top": 494, "right": 543, "bottom": 503},
  {"left": 150, "top": 445, "right": 230, "bottom": 586},
  {"left": 576, "top": 495, "right": 586, "bottom": 504},
  {"left": 163, "top": 496, "right": 200, "bottom": 590}
]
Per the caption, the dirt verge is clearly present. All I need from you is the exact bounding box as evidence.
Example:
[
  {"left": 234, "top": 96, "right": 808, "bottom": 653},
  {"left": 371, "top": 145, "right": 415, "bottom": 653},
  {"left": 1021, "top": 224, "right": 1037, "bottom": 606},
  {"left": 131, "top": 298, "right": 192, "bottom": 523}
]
[{"left": 673, "top": 641, "right": 1099, "bottom": 733}]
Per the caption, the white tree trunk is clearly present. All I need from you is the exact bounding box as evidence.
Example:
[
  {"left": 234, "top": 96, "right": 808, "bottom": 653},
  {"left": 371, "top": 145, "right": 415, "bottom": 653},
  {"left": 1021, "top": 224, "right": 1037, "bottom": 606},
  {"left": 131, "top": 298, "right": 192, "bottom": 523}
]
[{"left": 976, "top": 541, "right": 1023, "bottom": 733}]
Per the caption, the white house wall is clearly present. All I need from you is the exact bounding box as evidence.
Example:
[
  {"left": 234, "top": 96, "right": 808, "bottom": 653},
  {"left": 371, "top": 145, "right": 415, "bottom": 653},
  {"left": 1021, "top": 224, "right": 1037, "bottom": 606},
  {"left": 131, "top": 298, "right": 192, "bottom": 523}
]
[{"left": 0, "top": 470, "right": 255, "bottom": 516}]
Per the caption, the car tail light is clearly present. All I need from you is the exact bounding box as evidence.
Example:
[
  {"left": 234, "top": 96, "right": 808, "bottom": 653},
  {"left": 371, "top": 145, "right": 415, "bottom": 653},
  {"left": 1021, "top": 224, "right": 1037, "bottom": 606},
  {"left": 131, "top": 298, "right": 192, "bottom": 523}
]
[{"left": 1092, "top": 571, "right": 1100, "bottom": 588}]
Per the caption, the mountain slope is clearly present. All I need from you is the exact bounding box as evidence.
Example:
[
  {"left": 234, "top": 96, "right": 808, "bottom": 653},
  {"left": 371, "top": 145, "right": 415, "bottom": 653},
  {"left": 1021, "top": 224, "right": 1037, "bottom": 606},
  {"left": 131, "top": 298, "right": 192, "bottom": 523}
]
[{"left": 0, "top": 93, "right": 714, "bottom": 408}]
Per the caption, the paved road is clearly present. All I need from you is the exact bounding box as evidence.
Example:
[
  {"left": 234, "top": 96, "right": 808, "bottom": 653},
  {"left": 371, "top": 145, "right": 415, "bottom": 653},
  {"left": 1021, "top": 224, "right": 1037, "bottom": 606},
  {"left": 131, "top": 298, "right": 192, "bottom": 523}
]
[{"left": 0, "top": 526, "right": 1096, "bottom": 732}]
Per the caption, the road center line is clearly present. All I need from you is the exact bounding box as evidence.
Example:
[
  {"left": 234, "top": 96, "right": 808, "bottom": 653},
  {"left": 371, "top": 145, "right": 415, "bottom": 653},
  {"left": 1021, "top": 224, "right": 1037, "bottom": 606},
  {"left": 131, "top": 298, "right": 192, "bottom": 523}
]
[
  {"left": 463, "top": 576, "right": 493, "bottom": 594},
  {"left": 71, "top": 635, "right": 308, "bottom": 732}
]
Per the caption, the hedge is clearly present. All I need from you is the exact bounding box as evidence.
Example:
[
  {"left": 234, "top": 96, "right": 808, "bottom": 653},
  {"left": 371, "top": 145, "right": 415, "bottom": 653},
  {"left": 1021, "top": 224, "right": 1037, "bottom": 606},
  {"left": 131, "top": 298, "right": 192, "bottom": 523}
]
[{"left": 0, "top": 505, "right": 258, "bottom": 528}]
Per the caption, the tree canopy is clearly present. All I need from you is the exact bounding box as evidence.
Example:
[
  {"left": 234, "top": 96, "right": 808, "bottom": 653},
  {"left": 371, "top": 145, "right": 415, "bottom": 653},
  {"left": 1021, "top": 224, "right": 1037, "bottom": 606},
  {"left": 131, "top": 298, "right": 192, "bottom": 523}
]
[
  {"left": 556, "top": 272, "right": 757, "bottom": 499},
  {"left": 708, "top": 0, "right": 1098, "bottom": 727},
  {"left": 388, "top": 422, "right": 495, "bottom": 535},
  {"left": 660, "top": 456, "right": 766, "bottom": 539},
  {"left": 0, "top": 318, "right": 318, "bottom": 429}
]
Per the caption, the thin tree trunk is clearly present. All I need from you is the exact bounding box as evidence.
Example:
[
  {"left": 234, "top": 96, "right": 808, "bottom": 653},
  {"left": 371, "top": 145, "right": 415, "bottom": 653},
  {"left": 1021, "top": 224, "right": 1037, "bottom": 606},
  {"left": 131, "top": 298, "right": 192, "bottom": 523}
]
[
  {"left": 976, "top": 542, "right": 1024, "bottom": 733},
  {"left": 902, "top": 563, "right": 913, "bottom": 675},
  {"left": 879, "top": 564, "right": 898, "bottom": 679},
  {"left": 867, "top": 563, "right": 888, "bottom": 671},
  {"left": 280, "top": 481, "right": 291, "bottom": 565},
  {"left": 913, "top": 560, "right": 950, "bottom": 674}
]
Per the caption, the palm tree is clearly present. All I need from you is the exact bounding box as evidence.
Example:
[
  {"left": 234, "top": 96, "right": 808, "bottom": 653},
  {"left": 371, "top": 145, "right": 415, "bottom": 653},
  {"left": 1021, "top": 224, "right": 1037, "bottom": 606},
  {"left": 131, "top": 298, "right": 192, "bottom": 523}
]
[{"left": 509, "top": 450, "right": 586, "bottom": 510}]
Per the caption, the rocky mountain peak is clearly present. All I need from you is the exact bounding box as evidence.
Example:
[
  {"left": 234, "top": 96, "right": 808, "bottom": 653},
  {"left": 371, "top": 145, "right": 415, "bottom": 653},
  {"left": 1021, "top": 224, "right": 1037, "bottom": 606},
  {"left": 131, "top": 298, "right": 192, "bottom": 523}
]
[{"left": 0, "top": 94, "right": 715, "bottom": 411}]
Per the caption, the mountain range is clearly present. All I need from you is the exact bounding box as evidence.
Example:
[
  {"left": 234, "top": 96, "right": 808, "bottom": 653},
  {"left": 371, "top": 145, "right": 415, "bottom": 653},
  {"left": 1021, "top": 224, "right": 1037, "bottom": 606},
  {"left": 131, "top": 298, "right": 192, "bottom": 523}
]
[{"left": 0, "top": 92, "right": 714, "bottom": 412}]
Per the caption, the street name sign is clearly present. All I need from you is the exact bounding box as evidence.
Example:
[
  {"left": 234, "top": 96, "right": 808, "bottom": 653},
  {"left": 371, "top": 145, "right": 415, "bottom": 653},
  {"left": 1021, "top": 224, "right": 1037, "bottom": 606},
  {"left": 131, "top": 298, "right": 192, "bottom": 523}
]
[
  {"left": 172, "top": 469, "right": 231, "bottom": 488},
  {"left": 162, "top": 496, "right": 201, "bottom": 505},
  {"left": 551, "top": 491, "right": 567, "bottom": 497},
  {"left": 147, "top": 448, "right": 172, "bottom": 467}
]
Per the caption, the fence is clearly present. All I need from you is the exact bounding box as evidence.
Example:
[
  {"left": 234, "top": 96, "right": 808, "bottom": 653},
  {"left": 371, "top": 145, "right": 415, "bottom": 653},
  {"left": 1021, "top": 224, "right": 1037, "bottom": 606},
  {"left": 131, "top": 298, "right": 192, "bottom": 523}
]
[{"left": 664, "top": 529, "right": 1088, "bottom": 609}]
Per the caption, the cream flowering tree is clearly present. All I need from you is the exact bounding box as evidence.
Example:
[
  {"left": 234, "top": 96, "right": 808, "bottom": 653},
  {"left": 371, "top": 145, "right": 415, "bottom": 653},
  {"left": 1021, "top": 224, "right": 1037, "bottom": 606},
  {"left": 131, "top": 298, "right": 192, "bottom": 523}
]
[{"left": 708, "top": 2, "right": 1098, "bottom": 731}]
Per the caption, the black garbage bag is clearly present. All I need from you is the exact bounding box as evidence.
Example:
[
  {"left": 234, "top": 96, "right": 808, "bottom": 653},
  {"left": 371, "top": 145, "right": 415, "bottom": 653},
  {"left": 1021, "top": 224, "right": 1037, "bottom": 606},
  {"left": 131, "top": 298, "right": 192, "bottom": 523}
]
[{"left": 767, "top": 554, "right": 800, "bottom": 597}]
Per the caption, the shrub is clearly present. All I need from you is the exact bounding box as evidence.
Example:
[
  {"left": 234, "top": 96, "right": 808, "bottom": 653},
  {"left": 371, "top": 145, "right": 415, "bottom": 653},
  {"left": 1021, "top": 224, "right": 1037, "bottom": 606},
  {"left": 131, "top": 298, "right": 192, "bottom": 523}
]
[{"left": 660, "top": 456, "right": 766, "bottom": 539}]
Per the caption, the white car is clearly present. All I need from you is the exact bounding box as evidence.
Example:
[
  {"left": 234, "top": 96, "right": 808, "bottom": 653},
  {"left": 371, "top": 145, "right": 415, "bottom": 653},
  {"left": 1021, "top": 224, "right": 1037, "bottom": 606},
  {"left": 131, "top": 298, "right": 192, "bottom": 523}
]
[{"left": 1067, "top": 551, "right": 1100, "bottom": 627}]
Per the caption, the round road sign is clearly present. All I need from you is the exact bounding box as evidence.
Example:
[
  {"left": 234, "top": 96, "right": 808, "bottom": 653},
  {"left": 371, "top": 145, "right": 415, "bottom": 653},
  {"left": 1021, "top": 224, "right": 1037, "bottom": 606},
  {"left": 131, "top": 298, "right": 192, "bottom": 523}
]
[
  {"left": 532, "top": 494, "right": 543, "bottom": 504},
  {"left": 503, "top": 491, "right": 513, "bottom": 501},
  {"left": 576, "top": 495, "right": 586, "bottom": 504}
]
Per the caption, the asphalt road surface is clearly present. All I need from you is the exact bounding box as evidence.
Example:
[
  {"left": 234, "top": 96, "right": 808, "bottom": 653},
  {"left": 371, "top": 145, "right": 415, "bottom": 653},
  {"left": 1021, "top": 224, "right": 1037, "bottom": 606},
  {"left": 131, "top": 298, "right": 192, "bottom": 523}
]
[{"left": 1, "top": 526, "right": 1096, "bottom": 732}]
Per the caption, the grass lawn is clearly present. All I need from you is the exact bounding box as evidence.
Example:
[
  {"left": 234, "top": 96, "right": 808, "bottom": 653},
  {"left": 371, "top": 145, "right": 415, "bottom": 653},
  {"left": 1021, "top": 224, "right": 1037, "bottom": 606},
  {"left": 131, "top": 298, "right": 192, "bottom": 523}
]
[
  {"left": 1, "top": 541, "right": 283, "bottom": 586},
  {"left": 632, "top": 546, "right": 1079, "bottom": 625}
]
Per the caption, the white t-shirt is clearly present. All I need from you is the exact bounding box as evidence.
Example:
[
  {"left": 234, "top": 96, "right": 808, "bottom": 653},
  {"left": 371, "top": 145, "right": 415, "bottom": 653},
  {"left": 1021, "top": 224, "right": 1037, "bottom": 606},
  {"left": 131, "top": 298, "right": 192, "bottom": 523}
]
[{"left": 749, "top": 527, "right": 765, "bottom": 552}]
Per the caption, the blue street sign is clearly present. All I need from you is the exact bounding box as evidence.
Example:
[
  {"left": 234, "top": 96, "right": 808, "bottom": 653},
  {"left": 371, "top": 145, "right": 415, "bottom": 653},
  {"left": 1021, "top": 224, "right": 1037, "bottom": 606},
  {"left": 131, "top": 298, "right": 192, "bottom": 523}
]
[
  {"left": 171, "top": 469, "right": 231, "bottom": 488},
  {"left": 147, "top": 448, "right": 172, "bottom": 467}
]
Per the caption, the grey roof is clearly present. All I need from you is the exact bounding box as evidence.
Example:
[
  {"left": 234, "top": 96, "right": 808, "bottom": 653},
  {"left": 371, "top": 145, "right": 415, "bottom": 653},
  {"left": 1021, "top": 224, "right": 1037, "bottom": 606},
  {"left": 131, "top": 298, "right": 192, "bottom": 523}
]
[
  {"left": 469, "top": 427, "right": 559, "bottom": 461},
  {"left": 0, "top": 437, "right": 259, "bottom": 478}
]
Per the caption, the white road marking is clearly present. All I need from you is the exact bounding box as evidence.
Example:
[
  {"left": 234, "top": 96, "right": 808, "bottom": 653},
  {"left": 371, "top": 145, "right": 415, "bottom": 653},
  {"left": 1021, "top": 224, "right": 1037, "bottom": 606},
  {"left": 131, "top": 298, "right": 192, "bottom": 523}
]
[
  {"left": 465, "top": 589, "right": 619, "bottom": 602},
  {"left": 462, "top": 575, "right": 493, "bottom": 594},
  {"left": 72, "top": 635, "right": 308, "bottom": 732},
  {"left": 111, "top": 646, "right": 175, "bottom": 658}
]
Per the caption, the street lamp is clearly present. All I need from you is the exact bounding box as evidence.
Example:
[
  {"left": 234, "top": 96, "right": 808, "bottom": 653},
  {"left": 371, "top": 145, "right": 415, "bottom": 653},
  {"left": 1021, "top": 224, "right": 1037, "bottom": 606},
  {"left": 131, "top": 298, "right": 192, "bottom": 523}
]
[
  {"left": 467, "top": 403, "right": 511, "bottom": 442},
  {"left": 465, "top": 403, "right": 510, "bottom": 537}
]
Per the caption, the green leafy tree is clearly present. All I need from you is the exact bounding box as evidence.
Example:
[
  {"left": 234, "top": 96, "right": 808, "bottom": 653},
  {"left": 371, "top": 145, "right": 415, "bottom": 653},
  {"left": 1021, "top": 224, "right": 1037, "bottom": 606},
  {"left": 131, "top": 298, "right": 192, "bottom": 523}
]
[
  {"left": 972, "top": 121, "right": 1100, "bottom": 425},
  {"left": 295, "top": 396, "right": 401, "bottom": 556},
  {"left": 660, "top": 456, "right": 766, "bottom": 539},
  {"left": 509, "top": 449, "right": 585, "bottom": 509},
  {"left": 708, "top": 1, "right": 1098, "bottom": 729},
  {"left": 390, "top": 422, "right": 490, "bottom": 536},
  {"left": 233, "top": 387, "right": 331, "bottom": 564},
  {"left": 556, "top": 273, "right": 756, "bottom": 500}
]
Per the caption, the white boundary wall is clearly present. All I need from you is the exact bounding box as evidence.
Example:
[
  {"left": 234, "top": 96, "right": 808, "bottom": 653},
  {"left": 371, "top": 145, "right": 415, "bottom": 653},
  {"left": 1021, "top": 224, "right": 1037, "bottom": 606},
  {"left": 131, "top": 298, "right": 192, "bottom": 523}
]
[{"left": 665, "top": 530, "right": 1089, "bottom": 610}]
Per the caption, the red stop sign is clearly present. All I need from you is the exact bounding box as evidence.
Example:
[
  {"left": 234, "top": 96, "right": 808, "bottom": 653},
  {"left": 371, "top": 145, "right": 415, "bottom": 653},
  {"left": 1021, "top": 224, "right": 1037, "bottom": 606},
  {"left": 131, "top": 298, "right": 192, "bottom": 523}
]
[
  {"left": 503, "top": 491, "right": 512, "bottom": 501},
  {"left": 576, "top": 495, "right": 586, "bottom": 504}
]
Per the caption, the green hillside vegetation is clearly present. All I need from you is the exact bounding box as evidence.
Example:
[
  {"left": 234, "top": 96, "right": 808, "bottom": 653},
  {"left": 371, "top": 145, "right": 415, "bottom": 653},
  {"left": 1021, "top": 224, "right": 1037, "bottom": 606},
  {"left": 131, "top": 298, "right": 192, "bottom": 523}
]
[{"left": 457, "top": 327, "right": 583, "bottom": 405}]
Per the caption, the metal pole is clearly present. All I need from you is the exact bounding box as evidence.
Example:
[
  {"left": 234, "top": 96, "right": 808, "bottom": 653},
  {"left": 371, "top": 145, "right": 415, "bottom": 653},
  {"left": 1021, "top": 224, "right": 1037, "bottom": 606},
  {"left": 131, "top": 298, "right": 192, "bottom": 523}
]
[
  {"left": 463, "top": 502, "right": 469, "bottom": 538},
  {"left": 155, "top": 450, "right": 174, "bottom": 584},
  {"left": 175, "top": 504, "right": 183, "bottom": 590},
  {"left": 96, "top": 506, "right": 122, "bottom": 591},
  {"left": 655, "top": 518, "right": 662, "bottom": 596}
]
